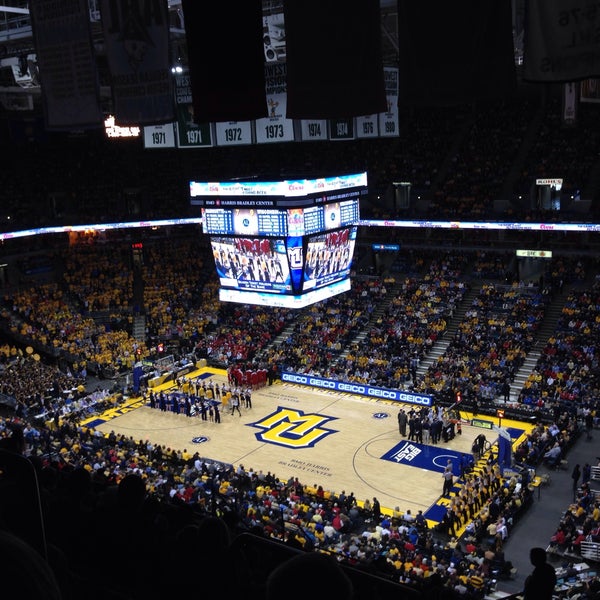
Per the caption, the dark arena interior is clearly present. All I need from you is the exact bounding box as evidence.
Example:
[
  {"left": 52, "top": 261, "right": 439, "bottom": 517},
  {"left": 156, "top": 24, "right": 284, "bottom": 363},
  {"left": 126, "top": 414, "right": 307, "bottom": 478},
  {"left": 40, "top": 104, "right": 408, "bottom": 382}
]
[{"left": 1, "top": 2, "right": 600, "bottom": 599}]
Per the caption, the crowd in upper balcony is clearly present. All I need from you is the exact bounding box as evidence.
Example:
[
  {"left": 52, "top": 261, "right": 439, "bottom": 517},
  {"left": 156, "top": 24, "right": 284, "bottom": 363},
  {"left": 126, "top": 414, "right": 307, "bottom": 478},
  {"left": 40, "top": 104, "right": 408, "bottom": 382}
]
[{"left": 1, "top": 85, "right": 599, "bottom": 237}]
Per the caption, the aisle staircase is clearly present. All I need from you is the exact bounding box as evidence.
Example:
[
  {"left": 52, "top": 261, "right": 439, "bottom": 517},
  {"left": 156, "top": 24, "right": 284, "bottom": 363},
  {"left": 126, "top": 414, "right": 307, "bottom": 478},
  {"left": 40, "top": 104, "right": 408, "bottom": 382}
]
[
  {"left": 415, "top": 283, "right": 480, "bottom": 378},
  {"left": 132, "top": 314, "right": 146, "bottom": 342},
  {"left": 507, "top": 290, "right": 566, "bottom": 403}
]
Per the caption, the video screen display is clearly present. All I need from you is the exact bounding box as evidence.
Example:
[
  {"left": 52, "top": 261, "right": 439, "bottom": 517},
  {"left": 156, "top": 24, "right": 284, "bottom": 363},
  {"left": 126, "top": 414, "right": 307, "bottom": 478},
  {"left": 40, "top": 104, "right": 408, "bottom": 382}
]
[
  {"left": 303, "top": 226, "right": 357, "bottom": 291},
  {"left": 211, "top": 236, "right": 292, "bottom": 294},
  {"left": 209, "top": 226, "right": 357, "bottom": 309},
  {"left": 219, "top": 278, "right": 352, "bottom": 309}
]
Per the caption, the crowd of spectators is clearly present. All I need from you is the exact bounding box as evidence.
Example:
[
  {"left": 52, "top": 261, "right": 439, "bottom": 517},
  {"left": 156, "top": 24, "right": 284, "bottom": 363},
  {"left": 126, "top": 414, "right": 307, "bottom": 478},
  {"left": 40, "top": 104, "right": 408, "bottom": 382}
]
[
  {"left": 314, "top": 255, "right": 468, "bottom": 389},
  {"left": 548, "top": 478, "right": 600, "bottom": 559},
  {"left": 414, "top": 281, "right": 547, "bottom": 403},
  {"left": 1, "top": 87, "right": 600, "bottom": 237},
  {"left": 0, "top": 245, "right": 599, "bottom": 598},
  {"left": 426, "top": 97, "right": 537, "bottom": 220},
  {"left": 512, "top": 96, "right": 600, "bottom": 205},
  {"left": 0, "top": 400, "right": 545, "bottom": 600},
  {"left": 518, "top": 276, "right": 600, "bottom": 408},
  {"left": 2, "top": 236, "right": 600, "bottom": 419},
  {"left": 0, "top": 82, "right": 599, "bottom": 596}
]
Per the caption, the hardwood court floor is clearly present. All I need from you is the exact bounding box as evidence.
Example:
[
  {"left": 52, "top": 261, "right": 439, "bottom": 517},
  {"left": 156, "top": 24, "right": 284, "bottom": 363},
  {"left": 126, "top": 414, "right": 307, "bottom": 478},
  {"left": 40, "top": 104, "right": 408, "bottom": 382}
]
[{"left": 88, "top": 367, "right": 534, "bottom": 520}]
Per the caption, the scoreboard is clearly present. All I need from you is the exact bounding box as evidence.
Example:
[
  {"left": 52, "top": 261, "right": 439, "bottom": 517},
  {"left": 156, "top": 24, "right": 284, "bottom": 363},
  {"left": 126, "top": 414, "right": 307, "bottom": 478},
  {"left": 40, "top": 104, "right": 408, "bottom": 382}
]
[
  {"left": 199, "top": 200, "right": 360, "bottom": 237},
  {"left": 202, "top": 208, "right": 289, "bottom": 237},
  {"left": 191, "top": 172, "right": 366, "bottom": 237},
  {"left": 191, "top": 173, "right": 366, "bottom": 308}
]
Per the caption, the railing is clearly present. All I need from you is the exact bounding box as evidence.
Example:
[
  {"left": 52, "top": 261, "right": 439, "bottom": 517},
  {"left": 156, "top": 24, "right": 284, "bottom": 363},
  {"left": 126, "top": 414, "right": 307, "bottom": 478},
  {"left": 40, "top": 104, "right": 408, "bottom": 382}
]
[{"left": 581, "top": 540, "right": 600, "bottom": 563}]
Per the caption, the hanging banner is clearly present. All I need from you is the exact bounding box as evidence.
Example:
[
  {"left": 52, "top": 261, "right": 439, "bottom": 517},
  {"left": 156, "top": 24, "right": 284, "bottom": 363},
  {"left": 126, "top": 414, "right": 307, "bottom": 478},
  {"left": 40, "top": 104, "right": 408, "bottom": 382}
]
[
  {"left": 255, "top": 63, "right": 294, "bottom": 143},
  {"left": 299, "top": 119, "right": 328, "bottom": 141},
  {"left": 284, "top": 0, "right": 386, "bottom": 119},
  {"left": 100, "top": 0, "right": 174, "bottom": 125},
  {"left": 523, "top": 0, "right": 600, "bottom": 82},
  {"left": 329, "top": 118, "right": 355, "bottom": 140},
  {"left": 175, "top": 104, "right": 213, "bottom": 147},
  {"left": 214, "top": 121, "right": 253, "bottom": 146},
  {"left": 173, "top": 75, "right": 212, "bottom": 147},
  {"left": 255, "top": 92, "right": 295, "bottom": 144},
  {"left": 581, "top": 78, "right": 600, "bottom": 102},
  {"left": 562, "top": 82, "right": 578, "bottom": 126},
  {"left": 356, "top": 114, "right": 379, "bottom": 139},
  {"left": 29, "top": 0, "right": 103, "bottom": 130},
  {"left": 379, "top": 67, "right": 399, "bottom": 137},
  {"left": 143, "top": 123, "right": 176, "bottom": 148},
  {"left": 181, "top": 0, "right": 267, "bottom": 123}
]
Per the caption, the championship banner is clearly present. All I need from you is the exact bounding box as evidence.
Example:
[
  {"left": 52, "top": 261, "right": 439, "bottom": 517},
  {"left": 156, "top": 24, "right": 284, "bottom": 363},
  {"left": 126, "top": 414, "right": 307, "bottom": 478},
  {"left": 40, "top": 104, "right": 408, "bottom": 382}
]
[
  {"left": 214, "top": 121, "right": 254, "bottom": 146},
  {"left": 379, "top": 67, "right": 399, "bottom": 137},
  {"left": 397, "top": 1, "right": 516, "bottom": 106},
  {"left": 355, "top": 114, "right": 379, "bottom": 139},
  {"left": 299, "top": 119, "right": 328, "bottom": 141},
  {"left": 29, "top": 0, "right": 103, "bottom": 130},
  {"left": 175, "top": 105, "right": 213, "bottom": 148},
  {"left": 255, "top": 92, "right": 295, "bottom": 144},
  {"left": 143, "top": 123, "right": 176, "bottom": 149},
  {"left": 100, "top": 0, "right": 174, "bottom": 125},
  {"left": 328, "top": 118, "right": 355, "bottom": 140},
  {"left": 524, "top": 0, "right": 600, "bottom": 82},
  {"left": 255, "top": 63, "right": 295, "bottom": 144},
  {"left": 174, "top": 75, "right": 212, "bottom": 147}
]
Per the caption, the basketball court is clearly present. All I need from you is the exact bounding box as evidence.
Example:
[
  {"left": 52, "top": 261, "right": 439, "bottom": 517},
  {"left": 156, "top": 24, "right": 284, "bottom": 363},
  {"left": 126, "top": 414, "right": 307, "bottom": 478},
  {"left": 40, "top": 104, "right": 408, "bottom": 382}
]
[{"left": 83, "top": 366, "right": 535, "bottom": 526}]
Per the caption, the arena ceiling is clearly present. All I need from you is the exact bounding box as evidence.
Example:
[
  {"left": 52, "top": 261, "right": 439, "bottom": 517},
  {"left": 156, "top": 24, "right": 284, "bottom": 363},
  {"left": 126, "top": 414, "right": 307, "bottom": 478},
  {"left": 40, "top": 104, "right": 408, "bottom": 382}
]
[{"left": 0, "top": 0, "right": 524, "bottom": 115}]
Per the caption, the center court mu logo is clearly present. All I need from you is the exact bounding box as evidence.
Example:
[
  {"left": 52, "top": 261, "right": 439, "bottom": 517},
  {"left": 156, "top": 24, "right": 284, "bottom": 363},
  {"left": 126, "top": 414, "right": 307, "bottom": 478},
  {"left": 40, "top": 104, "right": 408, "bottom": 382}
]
[{"left": 248, "top": 406, "right": 338, "bottom": 449}]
